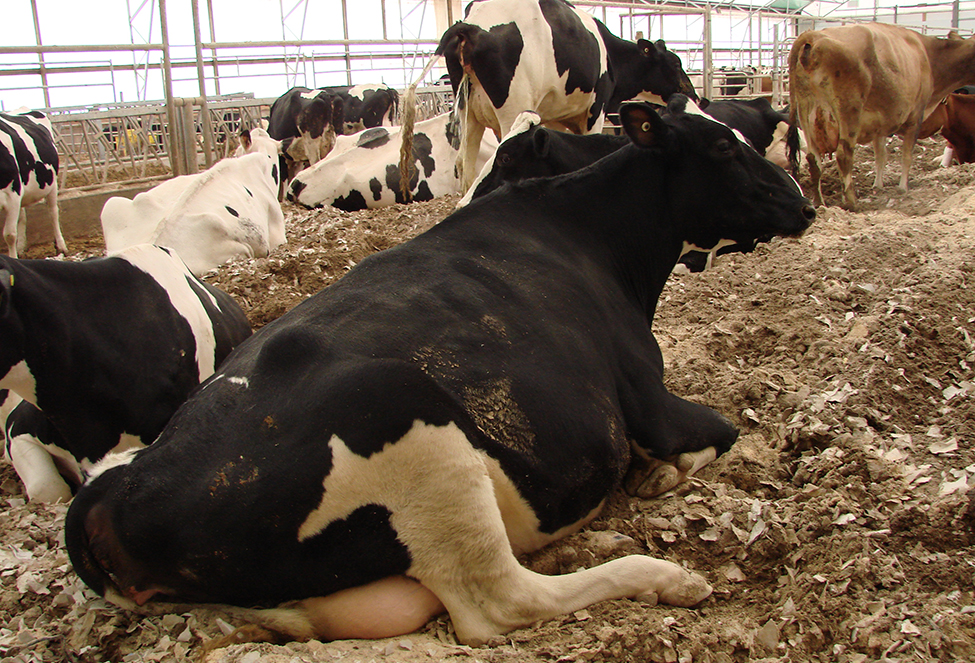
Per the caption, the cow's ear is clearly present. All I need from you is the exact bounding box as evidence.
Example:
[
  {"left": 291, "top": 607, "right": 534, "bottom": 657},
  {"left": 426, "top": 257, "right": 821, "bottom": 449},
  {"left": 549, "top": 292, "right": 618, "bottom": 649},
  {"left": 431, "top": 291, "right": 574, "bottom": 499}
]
[
  {"left": 619, "top": 102, "right": 667, "bottom": 148},
  {"left": 637, "top": 39, "right": 659, "bottom": 61},
  {"left": 239, "top": 130, "right": 252, "bottom": 151},
  {"left": 532, "top": 129, "right": 550, "bottom": 158},
  {"left": 655, "top": 39, "right": 669, "bottom": 52}
]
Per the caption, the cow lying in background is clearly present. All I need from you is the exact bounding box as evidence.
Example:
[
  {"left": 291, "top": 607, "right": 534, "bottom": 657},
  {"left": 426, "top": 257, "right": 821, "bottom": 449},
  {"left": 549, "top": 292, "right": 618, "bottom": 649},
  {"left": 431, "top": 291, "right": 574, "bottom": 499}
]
[
  {"left": 289, "top": 112, "right": 497, "bottom": 211},
  {"left": 65, "top": 98, "right": 814, "bottom": 648},
  {"left": 0, "top": 244, "right": 251, "bottom": 502},
  {"left": 788, "top": 23, "right": 975, "bottom": 208},
  {"left": 700, "top": 98, "right": 792, "bottom": 169},
  {"left": 101, "top": 138, "right": 284, "bottom": 276},
  {"left": 0, "top": 109, "right": 67, "bottom": 258},
  {"left": 428, "top": 0, "right": 698, "bottom": 190}
]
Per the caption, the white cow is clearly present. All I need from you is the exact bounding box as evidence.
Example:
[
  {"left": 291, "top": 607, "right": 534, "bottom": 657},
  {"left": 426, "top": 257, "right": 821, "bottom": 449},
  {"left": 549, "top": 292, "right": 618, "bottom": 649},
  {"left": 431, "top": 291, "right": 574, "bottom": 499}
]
[
  {"left": 101, "top": 141, "right": 285, "bottom": 276},
  {"left": 289, "top": 113, "right": 497, "bottom": 211}
]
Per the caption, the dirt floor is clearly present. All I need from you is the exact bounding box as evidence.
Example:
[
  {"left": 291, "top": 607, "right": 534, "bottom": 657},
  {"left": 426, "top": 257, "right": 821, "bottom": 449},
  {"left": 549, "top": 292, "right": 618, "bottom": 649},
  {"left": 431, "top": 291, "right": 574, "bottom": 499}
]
[{"left": 2, "top": 136, "right": 974, "bottom": 662}]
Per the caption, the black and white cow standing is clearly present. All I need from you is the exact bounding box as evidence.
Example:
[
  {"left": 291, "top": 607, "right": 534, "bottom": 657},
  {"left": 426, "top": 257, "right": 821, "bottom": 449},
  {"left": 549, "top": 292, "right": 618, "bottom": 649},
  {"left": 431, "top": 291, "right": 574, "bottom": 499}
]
[
  {"left": 289, "top": 112, "right": 496, "bottom": 211},
  {"left": 267, "top": 87, "right": 346, "bottom": 181},
  {"left": 0, "top": 244, "right": 252, "bottom": 502},
  {"left": 0, "top": 109, "right": 67, "bottom": 258},
  {"left": 65, "top": 97, "right": 814, "bottom": 646},
  {"left": 429, "top": 0, "right": 698, "bottom": 190},
  {"left": 325, "top": 84, "right": 400, "bottom": 134}
]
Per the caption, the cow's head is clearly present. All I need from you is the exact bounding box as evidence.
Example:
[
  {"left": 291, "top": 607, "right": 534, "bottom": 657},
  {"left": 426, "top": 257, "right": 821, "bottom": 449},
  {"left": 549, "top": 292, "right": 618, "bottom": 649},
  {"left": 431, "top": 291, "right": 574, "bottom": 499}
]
[
  {"left": 633, "top": 39, "right": 699, "bottom": 104},
  {"left": 619, "top": 96, "right": 815, "bottom": 252},
  {"left": 287, "top": 98, "right": 337, "bottom": 167},
  {"left": 235, "top": 128, "right": 282, "bottom": 158}
]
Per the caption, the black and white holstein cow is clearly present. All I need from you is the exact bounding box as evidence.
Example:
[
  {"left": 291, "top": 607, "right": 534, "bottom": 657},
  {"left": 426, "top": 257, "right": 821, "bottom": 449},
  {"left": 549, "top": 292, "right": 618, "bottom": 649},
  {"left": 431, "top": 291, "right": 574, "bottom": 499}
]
[
  {"left": 431, "top": 0, "right": 698, "bottom": 190},
  {"left": 698, "top": 97, "right": 792, "bottom": 169},
  {"left": 0, "top": 244, "right": 252, "bottom": 502},
  {"left": 101, "top": 130, "right": 285, "bottom": 277},
  {"left": 462, "top": 101, "right": 791, "bottom": 271},
  {"left": 325, "top": 84, "right": 400, "bottom": 134},
  {"left": 267, "top": 87, "right": 346, "bottom": 180},
  {"left": 0, "top": 109, "right": 67, "bottom": 258},
  {"left": 289, "top": 112, "right": 496, "bottom": 211},
  {"left": 65, "top": 98, "right": 815, "bottom": 646}
]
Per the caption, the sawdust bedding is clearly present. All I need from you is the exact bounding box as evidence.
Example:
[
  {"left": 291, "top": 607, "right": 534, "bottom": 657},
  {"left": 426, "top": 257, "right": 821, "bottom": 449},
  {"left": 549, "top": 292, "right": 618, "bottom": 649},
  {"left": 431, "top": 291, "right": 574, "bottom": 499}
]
[{"left": 3, "top": 136, "right": 974, "bottom": 662}]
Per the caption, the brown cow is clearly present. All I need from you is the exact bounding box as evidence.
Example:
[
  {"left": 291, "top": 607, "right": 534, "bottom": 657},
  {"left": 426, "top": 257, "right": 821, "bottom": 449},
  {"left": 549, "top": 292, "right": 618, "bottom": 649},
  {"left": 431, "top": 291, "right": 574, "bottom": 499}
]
[
  {"left": 921, "top": 92, "right": 975, "bottom": 165},
  {"left": 788, "top": 23, "right": 975, "bottom": 209}
]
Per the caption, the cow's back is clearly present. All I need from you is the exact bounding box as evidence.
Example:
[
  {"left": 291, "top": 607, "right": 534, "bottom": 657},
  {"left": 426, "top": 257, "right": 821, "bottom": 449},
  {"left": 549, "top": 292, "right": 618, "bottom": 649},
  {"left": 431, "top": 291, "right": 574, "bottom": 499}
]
[{"left": 790, "top": 23, "right": 932, "bottom": 152}]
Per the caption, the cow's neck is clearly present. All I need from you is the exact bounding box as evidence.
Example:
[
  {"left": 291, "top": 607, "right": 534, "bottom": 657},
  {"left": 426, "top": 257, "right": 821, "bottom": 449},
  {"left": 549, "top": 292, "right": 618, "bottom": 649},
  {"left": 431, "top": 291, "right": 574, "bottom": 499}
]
[
  {"left": 595, "top": 22, "right": 646, "bottom": 110},
  {"left": 925, "top": 36, "right": 975, "bottom": 98},
  {"left": 509, "top": 151, "right": 683, "bottom": 322}
]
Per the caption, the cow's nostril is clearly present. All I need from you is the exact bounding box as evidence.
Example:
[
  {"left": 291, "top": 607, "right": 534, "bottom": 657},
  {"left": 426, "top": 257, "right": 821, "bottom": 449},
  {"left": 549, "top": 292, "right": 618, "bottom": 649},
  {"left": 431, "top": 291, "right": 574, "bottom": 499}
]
[{"left": 801, "top": 204, "right": 817, "bottom": 221}]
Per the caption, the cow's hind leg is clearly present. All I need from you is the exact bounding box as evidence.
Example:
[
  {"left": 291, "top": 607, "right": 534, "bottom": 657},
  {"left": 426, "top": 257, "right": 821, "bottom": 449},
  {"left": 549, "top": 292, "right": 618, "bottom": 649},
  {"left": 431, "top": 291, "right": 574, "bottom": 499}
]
[
  {"left": 47, "top": 184, "right": 67, "bottom": 254},
  {"left": 872, "top": 136, "right": 887, "bottom": 189},
  {"left": 2, "top": 198, "right": 21, "bottom": 258}
]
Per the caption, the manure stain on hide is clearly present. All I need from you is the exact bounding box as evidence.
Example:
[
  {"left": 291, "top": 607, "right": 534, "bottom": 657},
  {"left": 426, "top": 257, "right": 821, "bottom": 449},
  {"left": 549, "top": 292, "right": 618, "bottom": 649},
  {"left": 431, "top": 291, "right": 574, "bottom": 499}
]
[{"left": 264, "top": 415, "right": 277, "bottom": 429}]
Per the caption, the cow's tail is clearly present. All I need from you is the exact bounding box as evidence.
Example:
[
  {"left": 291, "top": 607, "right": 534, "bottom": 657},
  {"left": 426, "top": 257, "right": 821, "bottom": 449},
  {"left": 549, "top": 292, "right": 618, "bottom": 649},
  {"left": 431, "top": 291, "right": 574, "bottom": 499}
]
[
  {"left": 786, "top": 105, "right": 801, "bottom": 178},
  {"left": 398, "top": 53, "right": 444, "bottom": 203}
]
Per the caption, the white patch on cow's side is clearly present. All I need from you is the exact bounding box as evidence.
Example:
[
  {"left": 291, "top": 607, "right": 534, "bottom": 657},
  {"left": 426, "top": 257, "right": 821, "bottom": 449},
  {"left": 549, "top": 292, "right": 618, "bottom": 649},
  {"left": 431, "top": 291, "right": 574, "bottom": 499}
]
[
  {"left": 0, "top": 360, "right": 38, "bottom": 404},
  {"left": 300, "top": 89, "right": 325, "bottom": 100},
  {"left": 298, "top": 420, "right": 490, "bottom": 542},
  {"left": 456, "top": 111, "right": 542, "bottom": 209},
  {"left": 228, "top": 376, "right": 249, "bottom": 388},
  {"left": 118, "top": 244, "right": 220, "bottom": 381},
  {"left": 84, "top": 446, "right": 141, "bottom": 482}
]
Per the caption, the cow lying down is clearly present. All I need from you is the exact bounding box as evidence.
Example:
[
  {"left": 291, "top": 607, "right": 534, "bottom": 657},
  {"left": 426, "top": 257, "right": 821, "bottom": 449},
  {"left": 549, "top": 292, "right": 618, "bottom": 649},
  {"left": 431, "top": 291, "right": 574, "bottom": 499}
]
[
  {"left": 101, "top": 133, "right": 284, "bottom": 276},
  {"left": 460, "top": 106, "right": 771, "bottom": 273},
  {"left": 65, "top": 98, "right": 815, "bottom": 647},
  {"left": 288, "top": 111, "right": 497, "bottom": 211},
  {"left": 0, "top": 244, "right": 252, "bottom": 502}
]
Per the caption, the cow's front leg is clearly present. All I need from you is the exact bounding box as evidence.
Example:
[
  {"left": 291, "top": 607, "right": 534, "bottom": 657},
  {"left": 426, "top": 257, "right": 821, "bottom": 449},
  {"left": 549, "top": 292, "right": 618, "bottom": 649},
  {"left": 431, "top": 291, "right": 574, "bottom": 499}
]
[{"left": 624, "top": 445, "right": 717, "bottom": 498}]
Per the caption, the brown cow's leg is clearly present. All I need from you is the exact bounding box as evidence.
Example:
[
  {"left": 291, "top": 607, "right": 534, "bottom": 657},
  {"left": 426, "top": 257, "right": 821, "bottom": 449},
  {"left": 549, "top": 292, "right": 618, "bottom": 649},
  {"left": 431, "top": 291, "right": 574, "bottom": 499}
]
[
  {"left": 872, "top": 136, "right": 887, "bottom": 189},
  {"left": 806, "top": 151, "right": 824, "bottom": 207},
  {"left": 836, "top": 140, "right": 857, "bottom": 210},
  {"left": 899, "top": 133, "right": 917, "bottom": 192}
]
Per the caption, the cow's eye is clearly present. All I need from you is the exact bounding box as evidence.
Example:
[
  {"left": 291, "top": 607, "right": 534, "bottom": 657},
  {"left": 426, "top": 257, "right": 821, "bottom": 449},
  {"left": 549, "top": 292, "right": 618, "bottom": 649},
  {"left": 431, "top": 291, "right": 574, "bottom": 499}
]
[
  {"left": 498, "top": 153, "right": 512, "bottom": 165},
  {"left": 713, "top": 138, "right": 736, "bottom": 157}
]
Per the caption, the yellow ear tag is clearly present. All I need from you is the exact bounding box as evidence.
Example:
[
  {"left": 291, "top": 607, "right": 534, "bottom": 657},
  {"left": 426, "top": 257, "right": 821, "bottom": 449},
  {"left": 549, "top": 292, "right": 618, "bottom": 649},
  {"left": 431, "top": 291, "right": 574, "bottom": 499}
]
[
  {"left": 9, "top": 274, "right": 13, "bottom": 287},
  {"left": 641, "top": 122, "right": 652, "bottom": 132}
]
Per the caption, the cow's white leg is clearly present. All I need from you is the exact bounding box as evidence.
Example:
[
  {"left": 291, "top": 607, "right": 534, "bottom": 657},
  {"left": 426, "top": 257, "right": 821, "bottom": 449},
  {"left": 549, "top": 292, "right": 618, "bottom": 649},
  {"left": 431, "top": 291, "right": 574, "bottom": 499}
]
[
  {"left": 941, "top": 145, "right": 955, "bottom": 167},
  {"left": 899, "top": 132, "right": 917, "bottom": 192},
  {"left": 3, "top": 198, "right": 21, "bottom": 258},
  {"left": 47, "top": 184, "right": 67, "bottom": 254},
  {"left": 461, "top": 121, "right": 487, "bottom": 192},
  {"left": 872, "top": 136, "right": 887, "bottom": 189},
  {"left": 836, "top": 139, "right": 857, "bottom": 209},
  {"left": 7, "top": 435, "right": 72, "bottom": 503}
]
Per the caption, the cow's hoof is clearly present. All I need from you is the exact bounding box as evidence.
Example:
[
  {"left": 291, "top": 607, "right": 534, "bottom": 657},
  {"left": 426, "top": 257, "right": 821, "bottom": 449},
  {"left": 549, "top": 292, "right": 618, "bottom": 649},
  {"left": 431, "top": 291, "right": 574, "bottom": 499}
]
[
  {"left": 657, "top": 569, "right": 712, "bottom": 607},
  {"left": 202, "top": 624, "right": 284, "bottom": 656}
]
